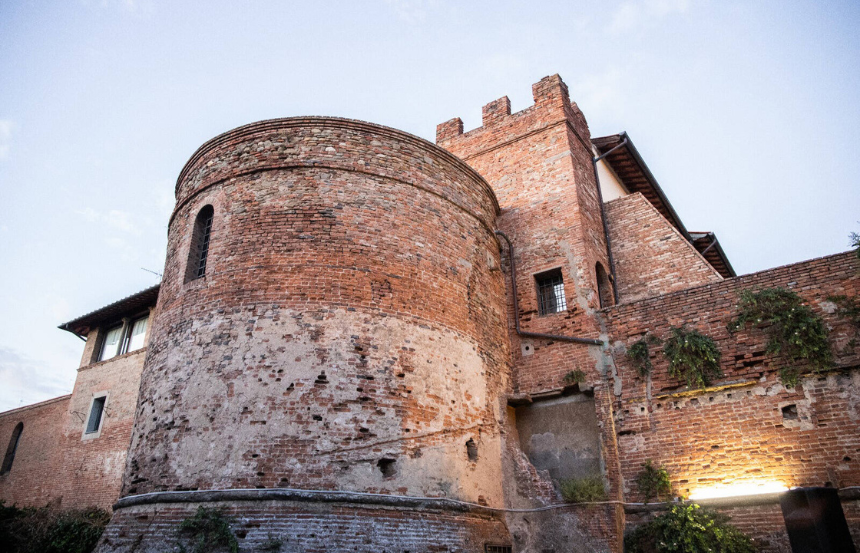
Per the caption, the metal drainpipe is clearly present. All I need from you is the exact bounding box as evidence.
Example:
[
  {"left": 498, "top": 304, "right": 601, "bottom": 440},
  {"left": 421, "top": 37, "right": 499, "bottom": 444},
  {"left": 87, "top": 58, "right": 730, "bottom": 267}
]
[
  {"left": 592, "top": 134, "right": 629, "bottom": 306},
  {"left": 495, "top": 231, "right": 603, "bottom": 347}
]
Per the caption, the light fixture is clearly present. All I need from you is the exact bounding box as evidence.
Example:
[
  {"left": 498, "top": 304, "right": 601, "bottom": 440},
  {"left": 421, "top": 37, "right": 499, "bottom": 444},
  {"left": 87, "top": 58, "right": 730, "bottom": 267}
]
[{"left": 689, "top": 481, "right": 788, "bottom": 500}]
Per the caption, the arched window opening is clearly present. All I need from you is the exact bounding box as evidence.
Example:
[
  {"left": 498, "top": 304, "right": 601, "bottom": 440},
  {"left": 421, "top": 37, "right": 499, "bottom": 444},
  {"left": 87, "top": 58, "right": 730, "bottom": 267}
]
[
  {"left": 1, "top": 422, "right": 23, "bottom": 475},
  {"left": 596, "top": 262, "right": 613, "bottom": 309},
  {"left": 186, "top": 205, "right": 214, "bottom": 282}
]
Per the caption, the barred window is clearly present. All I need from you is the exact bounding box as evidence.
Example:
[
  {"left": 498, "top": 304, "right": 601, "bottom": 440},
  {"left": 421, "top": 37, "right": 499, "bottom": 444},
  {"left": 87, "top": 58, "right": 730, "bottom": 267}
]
[
  {"left": 536, "top": 268, "right": 567, "bottom": 315},
  {"left": 186, "top": 205, "right": 214, "bottom": 282},
  {"left": 485, "top": 545, "right": 512, "bottom": 553}
]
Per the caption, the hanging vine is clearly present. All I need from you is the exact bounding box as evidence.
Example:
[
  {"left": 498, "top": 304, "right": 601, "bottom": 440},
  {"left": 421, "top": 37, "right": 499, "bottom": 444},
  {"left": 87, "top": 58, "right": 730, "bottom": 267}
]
[
  {"left": 627, "top": 334, "right": 661, "bottom": 377},
  {"left": 728, "top": 288, "right": 832, "bottom": 386},
  {"left": 662, "top": 327, "right": 723, "bottom": 389}
]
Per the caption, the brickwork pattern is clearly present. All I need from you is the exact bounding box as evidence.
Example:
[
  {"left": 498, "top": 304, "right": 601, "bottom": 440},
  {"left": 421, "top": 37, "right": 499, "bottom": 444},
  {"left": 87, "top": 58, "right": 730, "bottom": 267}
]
[
  {"left": 602, "top": 252, "right": 860, "bottom": 505},
  {"left": 439, "top": 74, "right": 624, "bottom": 551},
  {"left": 57, "top": 347, "right": 147, "bottom": 510},
  {"left": 0, "top": 396, "right": 69, "bottom": 508},
  {"left": 98, "top": 500, "right": 510, "bottom": 553},
  {"left": 605, "top": 192, "right": 722, "bottom": 304},
  {"left": 0, "top": 344, "right": 147, "bottom": 511},
  {"left": 98, "top": 116, "right": 516, "bottom": 551}
]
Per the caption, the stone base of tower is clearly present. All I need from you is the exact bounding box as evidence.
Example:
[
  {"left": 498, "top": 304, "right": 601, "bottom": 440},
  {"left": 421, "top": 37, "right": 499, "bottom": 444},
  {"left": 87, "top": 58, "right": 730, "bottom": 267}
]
[{"left": 95, "top": 489, "right": 512, "bottom": 552}]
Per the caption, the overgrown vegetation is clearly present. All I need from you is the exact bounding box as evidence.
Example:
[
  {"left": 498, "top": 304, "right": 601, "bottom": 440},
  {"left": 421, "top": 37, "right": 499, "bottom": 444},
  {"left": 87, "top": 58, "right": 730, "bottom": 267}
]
[
  {"left": 636, "top": 460, "right": 671, "bottom": 503},
  {"left": 662, "top": 327, "right": 722, "bottom": 389},
  {"left": 563, "top": 370, "right": 586, "bottom": 385},
  {"left": 625, "top": 504, "right": 755, "bottom": 553},
  {"left": 559, "top": 474, "right": 607, "bottom": 503},
  {"left": 176, "top": 507, "right": 238, "bottom": 553},
  {"left": 627, "top": 334, "right": 661, "bottom": 377},
  {"left": 729, "top": 288, "right": 832, "bottom": 386},
  {"left": 0, "top": 501, "right": 109, "bottom": 553},
  {"left": 851, "top": 231, "right": 860, "bottom": 259}
]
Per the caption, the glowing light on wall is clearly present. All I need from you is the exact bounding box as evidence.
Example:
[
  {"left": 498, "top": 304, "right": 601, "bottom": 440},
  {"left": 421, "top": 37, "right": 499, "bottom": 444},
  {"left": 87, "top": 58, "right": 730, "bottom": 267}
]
[{"left": 689, "top": 481, "right": 789, "bottom": 500}]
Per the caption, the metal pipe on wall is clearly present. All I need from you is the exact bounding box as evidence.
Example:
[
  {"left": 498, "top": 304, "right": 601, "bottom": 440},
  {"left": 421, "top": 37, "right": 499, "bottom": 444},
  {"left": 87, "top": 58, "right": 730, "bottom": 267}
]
[{"left": 495, "top": 230, "right": 603, "bottom": 347}]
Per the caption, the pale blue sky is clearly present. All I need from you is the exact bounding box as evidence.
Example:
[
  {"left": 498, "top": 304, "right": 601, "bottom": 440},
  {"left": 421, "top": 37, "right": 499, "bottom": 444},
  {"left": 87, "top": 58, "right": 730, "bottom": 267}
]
[{"left": 1, "top": 0, "right": 858, "bottom": 411}]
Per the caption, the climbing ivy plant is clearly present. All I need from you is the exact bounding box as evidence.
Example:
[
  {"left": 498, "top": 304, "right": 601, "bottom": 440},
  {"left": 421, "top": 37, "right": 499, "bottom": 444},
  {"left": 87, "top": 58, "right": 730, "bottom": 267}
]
[
  {"left": 636, "top": 460, "right": 672, "bottom": 503},
  {"left": 662, "top": 327, "right": 722, "bottom": 389},
  {"left": 728, "top": 288, "right": 832, "bottom": 387},
  {"left": 627, "top": 334, "right": 661, "bottom": 377}
]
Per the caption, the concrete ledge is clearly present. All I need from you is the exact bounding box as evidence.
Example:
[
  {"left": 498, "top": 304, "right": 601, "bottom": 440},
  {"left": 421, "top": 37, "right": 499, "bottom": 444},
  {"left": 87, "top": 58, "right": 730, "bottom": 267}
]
[{"left": 114, "top": 488, "right": 501, "bottom": 518}]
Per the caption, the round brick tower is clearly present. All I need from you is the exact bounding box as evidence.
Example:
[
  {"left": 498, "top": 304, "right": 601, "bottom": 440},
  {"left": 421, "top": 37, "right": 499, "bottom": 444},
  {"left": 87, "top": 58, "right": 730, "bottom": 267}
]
[{"left": 98, "top": 118, "right": 513, "bottom": 551}]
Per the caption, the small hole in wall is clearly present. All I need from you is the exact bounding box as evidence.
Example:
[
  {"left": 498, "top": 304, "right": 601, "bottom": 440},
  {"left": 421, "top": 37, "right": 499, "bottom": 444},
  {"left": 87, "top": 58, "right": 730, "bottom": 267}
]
[
  {"left": 782, "top": 404, "right": 799, "bottom": 420},
  {"left": 524, "top": 346, "right": 530, "bottom": 351},
  {"left": 466, "top": 439, "right": 478, "bottom": 461},
  {"left": 844, "top": 456, "right": 852, "bottom": 462},
  {"left": 377, "top": 458, "right": 396, "bottom": 478}
]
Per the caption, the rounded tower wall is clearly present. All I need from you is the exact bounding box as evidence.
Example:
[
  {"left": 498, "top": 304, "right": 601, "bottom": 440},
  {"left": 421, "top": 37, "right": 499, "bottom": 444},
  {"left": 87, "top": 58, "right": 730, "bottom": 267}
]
[{"left": 123, "top": 118, "right": 510, "bottom": 506}]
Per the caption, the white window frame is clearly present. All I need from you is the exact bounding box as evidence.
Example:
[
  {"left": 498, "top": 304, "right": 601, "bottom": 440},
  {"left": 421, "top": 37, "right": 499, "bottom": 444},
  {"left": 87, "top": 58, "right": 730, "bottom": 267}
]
[
  {"left": 81, "top": 391, "right": 110, "bottom": 440},
  {"left": 95, "top": 312, "right": 150, "bottom": 363},
  {"left": 97, "top": 324, "right": 124, "bottom": 362},
  {"left": 122, "top": 314, "right": 149, "bottom": 354}
]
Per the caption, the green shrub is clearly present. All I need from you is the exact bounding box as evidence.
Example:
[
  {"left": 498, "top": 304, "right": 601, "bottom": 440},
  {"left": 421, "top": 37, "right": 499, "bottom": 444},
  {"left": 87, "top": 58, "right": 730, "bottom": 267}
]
[
  {"left": 177, "top": 507, "right": 238, "bottom": 553},
  {"left": 0, "top": 501, "right": 109, "bottom": 553},
  {"left": 563, "top": 370, "right": 586, "bottom": 385},
  {"left": 851, "top": 231, "right": 860, "bottom": 259},
  {"left": 627, "top": 335, "right": 661, "bottom": 377},
  {"left": 559, "top": 475, "right": 607, "bottom": 503},
  {"left": 636, "top": 460, "right": 671, "bottom": 503},
  {"left": 625, "top": 504, "right": 754, "bottom": 553},
  {"left": 662, "top": 327, "right": 722, "bottom": 389},
  {"left": 729, "top": 288, "right": 832, "bottom": 386}
]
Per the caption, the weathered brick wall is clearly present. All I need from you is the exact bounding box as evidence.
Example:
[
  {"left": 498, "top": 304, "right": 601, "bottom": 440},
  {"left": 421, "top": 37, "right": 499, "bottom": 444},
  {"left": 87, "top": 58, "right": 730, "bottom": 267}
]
[
  {"left": 602, "top": 251, "right": 860, "bottom": 527},
  {"left": 0, "top": 396, "right": 70, "bottom": 508},
  {"left": 438, "top": 75, "right": 611, "bottom": 397},
  {"left": 98, "top": 498, "right": 510, "bottom": 553},
  {"left": 56, "top": 343, "right": 147, "bottom": 510},
  {"left": 0, "top": 336, "right": 147, "bottom": 511},
  {"left": 439, "top": 74, "right": 624, "bottom": 552},
  {"left": 104, "top": 116, "right": 515, "bottom": 551},
  {"left": 605, "top": 192, "right": 722, "bottom": 304}
]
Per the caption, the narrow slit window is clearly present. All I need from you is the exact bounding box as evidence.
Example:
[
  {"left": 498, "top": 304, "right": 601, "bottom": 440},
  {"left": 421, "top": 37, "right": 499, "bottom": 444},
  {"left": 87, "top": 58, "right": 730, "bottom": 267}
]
[
  {"left": 595, "top": 262, "right": 613, "bottom": 308},
  {"left": 86, "top": 396, "right": 107, "bottom": 434},
  {"left": 536, "top": 268, "right": 567, "bottom": 315},
  {"left": 186, "top": 205, "right": 214, "bottom": 282},
  {"left": 1, "top": 422, "right": 23, "bottom": 475}
]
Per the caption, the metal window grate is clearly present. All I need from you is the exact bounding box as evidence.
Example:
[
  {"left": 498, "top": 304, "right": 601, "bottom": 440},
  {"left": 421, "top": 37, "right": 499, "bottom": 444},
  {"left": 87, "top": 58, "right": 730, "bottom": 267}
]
[
  {"left": 485, "top": 545, "right": 513, "bottom": 553},
  {"left": 536, "top": 269, "right": 566, "bottom": 315},
  {"left": 196, "top": 209, "right": 213, "bottom": 278}
]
